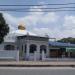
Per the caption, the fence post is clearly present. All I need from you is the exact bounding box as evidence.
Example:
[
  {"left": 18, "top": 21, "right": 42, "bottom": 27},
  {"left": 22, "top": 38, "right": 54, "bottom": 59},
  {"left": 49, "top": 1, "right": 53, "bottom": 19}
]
[
  {"left": 34, "top": 51, "right": 37, "bottom": 61},
  {"left": 16, "top": 50, "right": 19, "bottom": 62},
  {"left": 42, "top": 50, "right": 45, "bottom": 61}
]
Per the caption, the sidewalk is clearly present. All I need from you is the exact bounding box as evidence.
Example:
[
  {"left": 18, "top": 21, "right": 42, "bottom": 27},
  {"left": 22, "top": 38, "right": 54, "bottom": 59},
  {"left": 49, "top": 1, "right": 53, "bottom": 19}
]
[{"left": 0, "top": 61, "right": 75, "bottom": 67}]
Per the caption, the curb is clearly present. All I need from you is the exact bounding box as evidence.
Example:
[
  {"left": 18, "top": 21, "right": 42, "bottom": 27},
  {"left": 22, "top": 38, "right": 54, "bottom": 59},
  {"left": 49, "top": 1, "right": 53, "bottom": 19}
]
[{"left": 0, "top": 65, "right": 75, "bottom": 67}]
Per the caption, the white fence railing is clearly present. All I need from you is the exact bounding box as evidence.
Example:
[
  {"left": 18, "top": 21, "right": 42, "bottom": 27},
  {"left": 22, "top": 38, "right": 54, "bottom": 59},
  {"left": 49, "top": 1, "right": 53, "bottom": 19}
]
[
  {"left": 43, "top": 58, "right": 75, "bottom": 61},
  {"left": 0, "top": 50, "right": 19, "bottom": 61}
]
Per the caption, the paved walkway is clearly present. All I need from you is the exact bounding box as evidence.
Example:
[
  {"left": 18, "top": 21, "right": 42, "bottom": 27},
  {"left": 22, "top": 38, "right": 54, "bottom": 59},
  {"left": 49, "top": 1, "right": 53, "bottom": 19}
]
[{"left": 0, "top": 61, "right": 75, "bottom": 67}]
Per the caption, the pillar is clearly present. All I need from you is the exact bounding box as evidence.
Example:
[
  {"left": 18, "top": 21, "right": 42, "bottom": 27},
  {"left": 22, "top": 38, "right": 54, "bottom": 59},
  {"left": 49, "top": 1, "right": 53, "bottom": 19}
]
[
  {"left": 34, "top": 51, "right": 37, "bottom": 61},
  {"left": 16, "top": 50, "right": 19, "bottom": 62},
  {"left": 36, "top": 45, "right": 40, "bottom": 60},
  {"left": 42, "top": 50, "right": 45, "bottom": 61},
  {"left": 26, "top": 43, "right": 30, "bottom": 60}
]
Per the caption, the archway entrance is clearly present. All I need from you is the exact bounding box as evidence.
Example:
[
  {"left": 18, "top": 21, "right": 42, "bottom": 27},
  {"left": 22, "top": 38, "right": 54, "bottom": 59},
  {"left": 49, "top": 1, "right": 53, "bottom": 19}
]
[
  {"left": 40, "top": 45, "right": 47, "bottom": 60},
  {"left": 29, "top": 44, "right": 37, "bottom": 60},
  {"left": 30, "top": 44, "right": 37, "bottom": 53},
  {"left": 40, "top": 45, "right": 46, "bottom": 53}
]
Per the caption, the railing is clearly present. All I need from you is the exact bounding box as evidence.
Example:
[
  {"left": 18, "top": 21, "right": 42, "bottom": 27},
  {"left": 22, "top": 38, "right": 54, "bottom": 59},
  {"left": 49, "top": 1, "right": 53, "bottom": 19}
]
[{"left": 43, "top": 57, "right": 75, "bottom": 61}]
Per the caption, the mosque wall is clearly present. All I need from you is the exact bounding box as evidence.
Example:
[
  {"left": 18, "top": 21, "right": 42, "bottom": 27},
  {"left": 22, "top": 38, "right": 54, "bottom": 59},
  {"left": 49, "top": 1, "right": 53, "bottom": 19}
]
[{"left": 16, "top": 35, "right": 49, "bottom": 60}]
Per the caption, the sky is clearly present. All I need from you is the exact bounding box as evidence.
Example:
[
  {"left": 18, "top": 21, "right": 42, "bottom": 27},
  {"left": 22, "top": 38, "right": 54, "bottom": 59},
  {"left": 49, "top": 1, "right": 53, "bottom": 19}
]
[{"left": 0, "top": 0, "right": 75, "bottom": 39}]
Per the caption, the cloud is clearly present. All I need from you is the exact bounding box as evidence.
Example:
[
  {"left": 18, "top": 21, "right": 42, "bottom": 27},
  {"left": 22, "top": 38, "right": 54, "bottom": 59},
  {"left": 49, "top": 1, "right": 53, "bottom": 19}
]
[
  {"left": 32, "top": 15, "right": 75, "bottom": 39},
  {"left": 3, "top": 6, "right": 75, "bottom": 39},
  {"left": 60, "top": 15, "right": 75, "bottom": 38},
  {"left": 32, "top": 27, "right": 61, "bottom": 38},
  {"left": 3, "top": 13, "right": 19, "bottom": 31},
  {"left": 41, "top": 13, "right": 58, "bottom": 24},
  {"left": 3, "top": 6, "right": 58, "bottom": 31},
  {"left": 63, "top": 16, "right": 75, "bottom": 30},
  {"left": 33, "top": 28, "right": 51, "bottom": 36},
  {"left": 3, "top": 10, "right": 75, "bottom": 39}
]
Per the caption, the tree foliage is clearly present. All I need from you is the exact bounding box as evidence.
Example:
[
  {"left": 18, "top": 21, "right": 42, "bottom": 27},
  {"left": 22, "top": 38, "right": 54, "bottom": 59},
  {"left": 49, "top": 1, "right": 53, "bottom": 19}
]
[
  {"left": 57, "top": 37, "right": 75, "bottom": 44},
  {"left": 0, "top": 13, "right": 9, "bottom": 43}
]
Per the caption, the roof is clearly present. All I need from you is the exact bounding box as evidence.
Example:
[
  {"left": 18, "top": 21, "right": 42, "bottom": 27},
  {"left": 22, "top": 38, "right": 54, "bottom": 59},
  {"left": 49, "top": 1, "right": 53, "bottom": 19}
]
[
  {"left": 10, "top": 30, "right": 37, "bottom": 36},
  {"left": 4, "top": 30, "right": 37, "bottom": 42},
  {"left": 49, "top": 41, "right": 75, "bottom": 47}
]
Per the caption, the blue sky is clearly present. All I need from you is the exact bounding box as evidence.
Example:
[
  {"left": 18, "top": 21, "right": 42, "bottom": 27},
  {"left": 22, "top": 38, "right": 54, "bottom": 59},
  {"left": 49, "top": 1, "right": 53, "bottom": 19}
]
[{"left": 0, "top": 0, "right": 75, "bottom": 39}]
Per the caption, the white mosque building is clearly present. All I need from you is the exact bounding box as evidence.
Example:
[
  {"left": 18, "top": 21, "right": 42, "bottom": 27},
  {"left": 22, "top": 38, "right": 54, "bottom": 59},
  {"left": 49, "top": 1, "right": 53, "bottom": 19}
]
[
  {"left": 0, "top": 24, "right": 49, "bottom": 60},
  {"left": 0, "top": 24, "right": 75, "bottom": 61}
]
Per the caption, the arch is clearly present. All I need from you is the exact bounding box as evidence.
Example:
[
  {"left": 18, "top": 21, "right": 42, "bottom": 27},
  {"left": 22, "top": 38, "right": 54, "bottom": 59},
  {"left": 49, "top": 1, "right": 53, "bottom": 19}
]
[
  {"left": 30, "top": 44, "right": 37, "bottom": 53},
  {"left": 40, "top": 45, "right": 47, "bottom": 53},
  {"left": 4, "top": 45, "right": 15, "bottom": 50}
]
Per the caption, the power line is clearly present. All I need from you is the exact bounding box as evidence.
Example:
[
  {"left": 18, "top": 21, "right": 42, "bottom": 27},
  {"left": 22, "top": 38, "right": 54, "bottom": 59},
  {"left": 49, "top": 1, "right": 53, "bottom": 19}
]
[
  {"left": 0, "top": 3, "right": 75, "bottom": 6},
  {"left": 0, "top": 9, "right": 75, "bottom": 12},
  {"left": 0, "top": 6, "right": 75, "bottom": 10},
  {"left": 45, "top": 3, "right": 75, "bottom": 5},
  {"left": 0, "top": 4, "right": 74, "bottom": 12}
]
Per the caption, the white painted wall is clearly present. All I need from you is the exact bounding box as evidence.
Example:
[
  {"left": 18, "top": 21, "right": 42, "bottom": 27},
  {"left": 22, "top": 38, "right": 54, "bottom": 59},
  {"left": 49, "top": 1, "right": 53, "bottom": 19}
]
[
  {"left": 0, "top": 43, "right": 4, "bottom": 50},
  {"left": 0, "top": 50, "right": 19, "bottom": 61}
]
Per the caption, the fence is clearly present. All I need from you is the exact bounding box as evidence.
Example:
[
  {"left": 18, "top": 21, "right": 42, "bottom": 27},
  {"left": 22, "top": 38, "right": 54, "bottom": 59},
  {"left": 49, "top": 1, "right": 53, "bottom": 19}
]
[
  {"left": 43, "top": 57, "right": 75, "bottom": 61},
  {"left": 0, "top": 50, "right": 19, "bottom": 61}
]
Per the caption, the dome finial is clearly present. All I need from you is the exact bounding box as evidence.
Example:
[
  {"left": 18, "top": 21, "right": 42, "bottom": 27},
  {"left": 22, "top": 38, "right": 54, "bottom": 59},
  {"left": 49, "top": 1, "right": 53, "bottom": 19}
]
[{"left": 18, "top": 22, "right": 26, "bottom": 30}]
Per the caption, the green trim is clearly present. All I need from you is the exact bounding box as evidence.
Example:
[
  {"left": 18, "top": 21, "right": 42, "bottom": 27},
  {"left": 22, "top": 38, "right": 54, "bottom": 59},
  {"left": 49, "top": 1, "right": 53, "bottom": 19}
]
[{"left": 66, "top": 47, "right": 75, "bottom": 52}]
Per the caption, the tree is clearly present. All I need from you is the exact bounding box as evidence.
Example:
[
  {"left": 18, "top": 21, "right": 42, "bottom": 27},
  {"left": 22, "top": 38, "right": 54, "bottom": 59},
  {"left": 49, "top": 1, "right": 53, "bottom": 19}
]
[
  {"left": 0, "top": 13, "right": 9, "bottom": 43},
  {"left": 57, "top": 37, "right": 75, "bottom": 44}
]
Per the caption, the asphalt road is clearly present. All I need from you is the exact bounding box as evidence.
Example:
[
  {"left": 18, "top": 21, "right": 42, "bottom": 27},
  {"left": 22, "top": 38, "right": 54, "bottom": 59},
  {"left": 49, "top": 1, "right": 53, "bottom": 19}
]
[{"left": 0, "top": 67, "right": 75, "bottom": 75}]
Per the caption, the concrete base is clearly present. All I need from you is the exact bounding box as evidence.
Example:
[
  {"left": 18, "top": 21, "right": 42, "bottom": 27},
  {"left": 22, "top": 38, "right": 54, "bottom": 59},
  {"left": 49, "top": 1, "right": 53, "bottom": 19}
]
[{"left": 0, "top": 61, "right": 75, "bottom": 67}]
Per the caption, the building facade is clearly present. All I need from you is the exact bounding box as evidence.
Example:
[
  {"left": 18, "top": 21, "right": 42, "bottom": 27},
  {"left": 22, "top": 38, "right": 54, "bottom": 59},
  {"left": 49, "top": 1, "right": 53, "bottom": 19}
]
[
  {"left": 0, "top": 24, "right": 75, "bottom": 61},
  {"left": 17, "top": 35, "right": 49, "bottom": 60}
]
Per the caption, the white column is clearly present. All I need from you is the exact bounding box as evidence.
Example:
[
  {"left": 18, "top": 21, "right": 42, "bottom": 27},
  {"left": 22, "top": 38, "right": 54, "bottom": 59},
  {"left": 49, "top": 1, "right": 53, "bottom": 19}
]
[
  {"left": 37, "top": 45, "right": 40, "bottom": 60},
  {"left": 42, "top": 50, "right": 45, "bottom": 61},
  {"left": 16, "top": 50, "right": 19, "bottom": 62},
  {"left": 34, "top": 51, "right": 37, "bottom": 61},
  {"left": 26, "top": 43, "right": 30, "bottom": 59}
]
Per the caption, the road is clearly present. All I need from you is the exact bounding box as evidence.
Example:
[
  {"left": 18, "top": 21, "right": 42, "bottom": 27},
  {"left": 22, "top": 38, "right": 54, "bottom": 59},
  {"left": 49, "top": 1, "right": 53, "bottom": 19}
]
[{"left": 0, "top": 67, "right": 75, "bottom": 75}]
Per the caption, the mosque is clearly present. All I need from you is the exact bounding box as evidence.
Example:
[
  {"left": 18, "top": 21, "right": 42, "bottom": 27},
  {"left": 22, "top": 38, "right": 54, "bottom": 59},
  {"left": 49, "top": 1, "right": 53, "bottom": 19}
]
[{"left": 0, "top": 24, "right": 75, "bottom": 61}]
